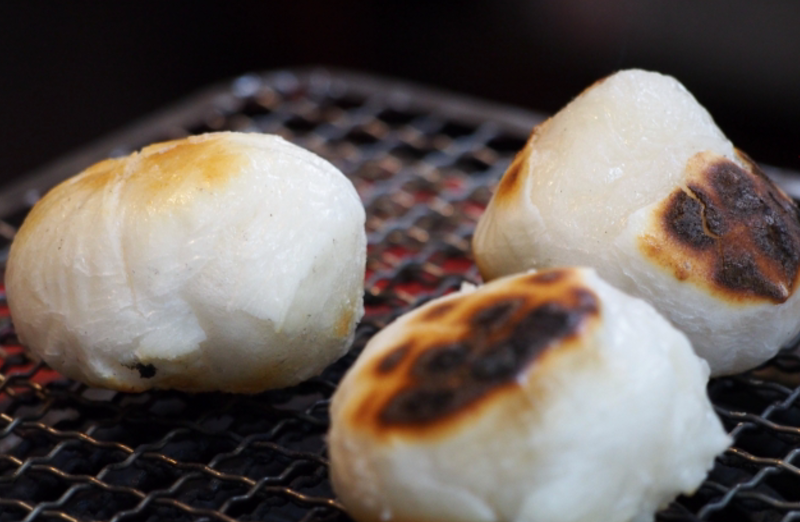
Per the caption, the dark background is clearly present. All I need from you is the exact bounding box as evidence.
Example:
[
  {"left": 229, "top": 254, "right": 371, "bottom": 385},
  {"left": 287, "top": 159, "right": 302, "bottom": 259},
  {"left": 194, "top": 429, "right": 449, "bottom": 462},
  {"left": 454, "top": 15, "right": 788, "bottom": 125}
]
[{"left": 2, "top": 1, "right": 799, "bottom": 188}]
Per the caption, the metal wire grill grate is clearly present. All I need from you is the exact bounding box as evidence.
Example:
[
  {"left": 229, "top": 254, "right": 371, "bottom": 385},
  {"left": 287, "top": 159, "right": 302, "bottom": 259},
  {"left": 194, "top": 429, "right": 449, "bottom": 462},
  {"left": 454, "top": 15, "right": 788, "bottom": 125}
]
[{"left": 2, "top": 68, "right": 800, "bottom": 522}]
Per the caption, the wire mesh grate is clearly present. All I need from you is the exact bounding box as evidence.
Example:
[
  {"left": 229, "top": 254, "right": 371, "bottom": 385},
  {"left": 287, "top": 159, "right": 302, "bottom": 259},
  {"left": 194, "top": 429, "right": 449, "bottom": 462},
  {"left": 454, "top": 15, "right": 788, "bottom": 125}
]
[{"left": 1, "top": 68, "right": 800, "bottom": 521}]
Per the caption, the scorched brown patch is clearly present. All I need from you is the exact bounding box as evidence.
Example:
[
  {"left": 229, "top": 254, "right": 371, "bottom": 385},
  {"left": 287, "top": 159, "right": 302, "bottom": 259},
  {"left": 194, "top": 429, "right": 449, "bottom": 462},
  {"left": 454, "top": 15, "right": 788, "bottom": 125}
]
[
  {"left": 640, "top": 151, "right": 800, "bottom": 303},
  {"left": 351, "top": 269, "right": 601, "bottom": 438}
]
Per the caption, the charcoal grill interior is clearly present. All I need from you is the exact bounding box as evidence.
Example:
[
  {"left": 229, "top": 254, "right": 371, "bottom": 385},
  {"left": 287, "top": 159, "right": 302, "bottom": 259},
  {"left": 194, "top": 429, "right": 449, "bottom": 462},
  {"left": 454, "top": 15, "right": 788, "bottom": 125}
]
[{"left": 2, "top": 68, "right": 800, "bottom": 522}]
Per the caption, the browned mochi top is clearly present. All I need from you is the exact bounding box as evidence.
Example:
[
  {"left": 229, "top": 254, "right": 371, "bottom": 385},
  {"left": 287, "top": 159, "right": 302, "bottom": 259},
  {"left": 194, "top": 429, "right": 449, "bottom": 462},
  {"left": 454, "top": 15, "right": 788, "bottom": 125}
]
[
  {"left": 639, "top": 151, "right": 800, "bottom": 303},
  {"left": 347, "top": 269, "right": 600, "bottom": 438},
  {"left": 18, "top": 135, "right": 248, "bottom": 245}
]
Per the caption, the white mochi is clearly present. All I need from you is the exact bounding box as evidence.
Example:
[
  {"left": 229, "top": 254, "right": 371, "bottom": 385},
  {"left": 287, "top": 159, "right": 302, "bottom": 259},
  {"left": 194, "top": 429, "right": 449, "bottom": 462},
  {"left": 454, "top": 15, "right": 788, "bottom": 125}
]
[
  {"left": 6, "top": 132, "right": 367, "bottom": 392},
  {"left": 329, "top": 267, "right": 729, "bottom": 522},
  {"left": 473, "top": 69, "right": 800, "bottom": 376}
]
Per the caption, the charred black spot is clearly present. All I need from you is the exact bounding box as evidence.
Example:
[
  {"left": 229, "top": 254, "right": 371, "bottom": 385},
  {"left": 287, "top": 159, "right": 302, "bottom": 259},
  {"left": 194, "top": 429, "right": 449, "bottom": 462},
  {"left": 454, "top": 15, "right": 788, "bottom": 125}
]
[
  {"left": 471, "top": 342, "right": 520, "bottom": 382},
  {"left": 571, "top": 288, "right": 600, "bottom": 313},
  {"left": 688, "top": 186, "right": 727, "bottom": 236},
  {"left": 752, "top": 188, "right": 800, "bottom": 287},
  {"left": 377, "top": 344, "right": 411, "bottom": 374},
  {"left": 753, "top": 207, "right": 800, "bottom": 276},
  {"left": 380, "top": 386, "right": 469, "bottom": 425},
  {"left": 380, "top": 293, "right": 597, "bottom": 426},
  {"left": 135, "top": 363, "right": 157, "bottom": 379},
  {"left": 705, "top": 157, "right": 800, "bottom": 300},
  {"left": 665, "top": 190, "right": 714, "bottom": 249},
  {"left": 470, "top": 299, "right": 522, "bottom": 331},
  {"left": 471, "top": 303, "right": 578, "bottom": 383},
  {"left": 412, "top": 343, "right": 470, "bottom": 378},
  {"left": 524, "top": 302, "right": 584, "bottom": 340},
  {"left": 715, "top": 246, "right": 785, "bottom": 301},
  {"left": 708, "top": 161, "right": 762, "bottom": 214}
]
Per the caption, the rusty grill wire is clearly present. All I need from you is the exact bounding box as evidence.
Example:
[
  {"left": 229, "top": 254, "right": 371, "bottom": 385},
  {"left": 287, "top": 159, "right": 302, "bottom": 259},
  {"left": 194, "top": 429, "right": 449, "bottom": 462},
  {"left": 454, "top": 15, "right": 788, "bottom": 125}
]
[{"left": 1, "top": 68, "right": 800, "bottom": 522}]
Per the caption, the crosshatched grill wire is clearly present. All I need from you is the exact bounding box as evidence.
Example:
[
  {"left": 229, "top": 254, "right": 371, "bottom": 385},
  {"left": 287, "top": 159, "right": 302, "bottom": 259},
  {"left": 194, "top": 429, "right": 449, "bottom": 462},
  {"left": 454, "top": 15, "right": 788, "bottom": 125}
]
[{"left": 1, "top": 68, "right": 800, "bottom": 522}]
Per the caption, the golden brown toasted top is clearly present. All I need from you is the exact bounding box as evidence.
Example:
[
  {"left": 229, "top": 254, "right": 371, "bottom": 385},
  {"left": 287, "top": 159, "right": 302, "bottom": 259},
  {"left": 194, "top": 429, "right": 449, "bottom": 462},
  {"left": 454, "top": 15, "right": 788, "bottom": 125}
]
[
  {"left": 346, "top": 269, "right": 600, "bottom": 439},
  {"left": 639, "top": 151, "right": 800, "bottom": 304},
  {"left": 135, "top": 136, "right": 247, "bottom": 193},
  {"left": 71, "top": 135, "right": 247, "bottom": 195},
  {"left": 15, "top": 135, "right": 251, "bottom": 244}
]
